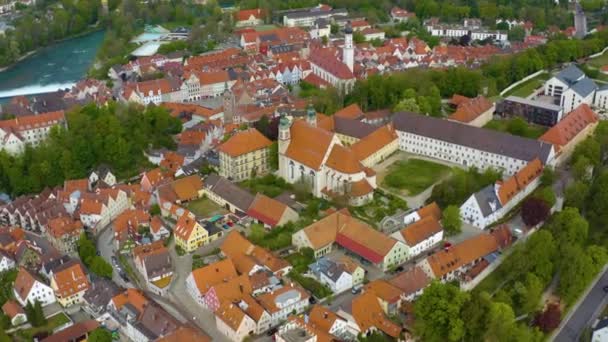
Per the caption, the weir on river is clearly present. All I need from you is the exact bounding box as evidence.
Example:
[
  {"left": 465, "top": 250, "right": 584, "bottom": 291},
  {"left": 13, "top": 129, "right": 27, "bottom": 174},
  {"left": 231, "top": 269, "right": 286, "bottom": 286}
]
[{"left": 0, "top": 30, "right": 105, "bottom": 101}]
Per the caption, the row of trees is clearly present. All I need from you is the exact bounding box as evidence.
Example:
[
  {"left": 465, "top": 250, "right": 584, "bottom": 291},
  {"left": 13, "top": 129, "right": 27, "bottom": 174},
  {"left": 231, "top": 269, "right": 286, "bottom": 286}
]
[
  {"left": 78, "top": 233, "right": 113, "bottom": 279},
  {"left": 0, "top": 0, "right": 102, "bottom": 67},
  {"left": 0, "top": 103, "right": 181, "bottom": 196},
  {"left": 416, "top": 206, "right": 608, "bottom": 341}
]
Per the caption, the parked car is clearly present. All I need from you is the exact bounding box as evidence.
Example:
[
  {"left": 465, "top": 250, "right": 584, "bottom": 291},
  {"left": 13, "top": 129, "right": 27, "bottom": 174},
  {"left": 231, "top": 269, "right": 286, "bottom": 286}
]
[
  {"left": 352, "top": 284, "right": 363, "bottom": 294},
  {"left": 266, "top": 327, "right": 278, "bottom": 336},
  {"left": 603, "top": 285, "right": 608, "bottom": 293}
]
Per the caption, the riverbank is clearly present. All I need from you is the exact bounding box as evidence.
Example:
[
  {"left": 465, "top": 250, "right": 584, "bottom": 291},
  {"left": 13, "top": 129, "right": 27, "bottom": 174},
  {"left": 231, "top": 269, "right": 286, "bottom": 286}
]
[{"left": 0, "top": 26, "right": 105, "bottom": 73}]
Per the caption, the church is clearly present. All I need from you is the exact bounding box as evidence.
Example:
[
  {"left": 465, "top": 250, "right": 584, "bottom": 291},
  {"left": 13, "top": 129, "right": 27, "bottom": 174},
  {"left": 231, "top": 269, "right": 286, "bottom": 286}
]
[{"left": 277, "top": 105, "right": 378, "bottom": 206}]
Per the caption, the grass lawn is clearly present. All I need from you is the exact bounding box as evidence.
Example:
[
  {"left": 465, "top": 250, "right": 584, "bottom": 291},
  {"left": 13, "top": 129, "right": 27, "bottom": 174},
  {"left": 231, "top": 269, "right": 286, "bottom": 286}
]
[
  {"left": 186, "top": 198, "right": 228, "bottom": 218},
  {"left": 484, "top": 118, "right": 548, "bottom": 139},
  {"left": 587, "top": 51, "right": 608, "bottom": 68},
  {"left": 382, "top": 159, "right": 451, "bottom": 196},
  {"left": 13, "top": 312, "right": 71, "bottom": 341},
  {"left": 503, "top": 72, "right": 550, "bottom": 98}
]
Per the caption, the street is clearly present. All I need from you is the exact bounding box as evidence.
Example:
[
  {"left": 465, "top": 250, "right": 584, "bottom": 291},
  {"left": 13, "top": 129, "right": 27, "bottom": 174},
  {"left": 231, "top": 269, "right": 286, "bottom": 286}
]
[{"left": 553, "top": 267, "right": 608, "bottom": 342}]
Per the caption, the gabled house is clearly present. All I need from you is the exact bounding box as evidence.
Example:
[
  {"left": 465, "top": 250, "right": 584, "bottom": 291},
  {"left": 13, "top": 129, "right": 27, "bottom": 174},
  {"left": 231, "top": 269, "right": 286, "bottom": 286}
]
[
  {"left": 235, "top": 8, "right": 265, "bottom": 27},
  {"left": 460, "top": 159, "right": 543, "bottom": 229},
  {"left": 2, "top": 300, "right": 27, "bottom": 326},
  {"left": 88, "top": 165, "right": 117, "bottom": 189},
  {"left": 256, "top": 283, "right": 310, "bottom": 327},
  {"left": 45, "top": 217, "right": 83, "bottom": 256},
  {"left": 174, "top": 213, "right": 209, "bottom": 253},
  {"left": 133, "top": 241, "right": 173, "bottom": 295},
  {"left": 388, "top": 266, "right": 431, "bottom": 302},
  {"left": 150, "top": 216, "right": 170, "bottom": 241},
  {"left": 202, "top": 174, "right": 255, "bottom": 216},
  {"left": 390, "top": 215, "right": 443, "bottom": 260},
  {"left": 50, "top": 261, "right": 90, "bottom": 307},
  {"left": 221, "top": 231, "right": 292, "bottom": 277},
  {"left": 13, "top": 267, "right": 56, "bottom": 307},
  {"left": 83, "top": 276, "right": 122, "bottom": 318},
  {"left": 186, "top": 258, "right": 239, "bottom": 305},
  {"left": 0, "top": 250, "right": 15, "bottom": 272},
  {"left": 247, "top": 193, "right": 299, "bottom": 229},
  {"left": 308, "top": 256, "right": 364, "bottom": 294},
  {"left": 215, "top": 302, "right": 257, "bottom": 341}
]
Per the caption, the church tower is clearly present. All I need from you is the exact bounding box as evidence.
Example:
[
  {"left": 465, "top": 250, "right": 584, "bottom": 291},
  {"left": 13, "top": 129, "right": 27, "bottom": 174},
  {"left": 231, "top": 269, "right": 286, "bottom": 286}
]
[
  {"left": 222, "top": 82, "right": 236, "bottom": 124},
  {"left": 306, "top": 103, "right": 316, "bottom": 127},
  {"left": 343, "top": 21, "right": 354, "bottom": 73},
  {"left": 278, "top": 115, "right": 291, "bottom": 178}
]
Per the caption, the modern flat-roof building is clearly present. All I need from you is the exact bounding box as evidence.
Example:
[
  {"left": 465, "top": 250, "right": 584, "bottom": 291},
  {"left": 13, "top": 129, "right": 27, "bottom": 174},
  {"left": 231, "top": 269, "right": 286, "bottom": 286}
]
[{"left": 495, "top": 96, "right": 564, "bottom": 126}]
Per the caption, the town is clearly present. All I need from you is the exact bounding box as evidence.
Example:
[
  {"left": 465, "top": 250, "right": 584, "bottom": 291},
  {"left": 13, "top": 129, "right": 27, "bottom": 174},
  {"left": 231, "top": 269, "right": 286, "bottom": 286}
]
[{"left": 0, "top": 0, "right": 608, "bottom": 341}]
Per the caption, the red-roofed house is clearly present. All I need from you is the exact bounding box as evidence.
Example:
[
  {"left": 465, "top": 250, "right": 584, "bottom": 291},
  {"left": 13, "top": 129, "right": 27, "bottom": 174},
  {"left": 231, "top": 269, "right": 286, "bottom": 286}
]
[
  {"left": 183, "top": 70, "right": 236, "bottom": 101},
  {"left": 391, "top": 7, "right": 415, "bottom": 22},
  {"left": 236, "top": 8, "right": 265, "bottom": 27},
  {"left": 246, "top": 194, "right": 299, "bottom": 229}
]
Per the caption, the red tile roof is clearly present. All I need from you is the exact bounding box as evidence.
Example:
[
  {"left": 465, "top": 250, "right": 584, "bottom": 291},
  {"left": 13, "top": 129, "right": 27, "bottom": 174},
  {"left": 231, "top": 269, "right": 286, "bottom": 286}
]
[
  {"left": 539, "top": 104, "right": 598, "bottom": 148},
  {"left": 246, "top": 194, "right": 288, "bottom": 227},
  {"left": 236, "top": 8, "right": 264, "bottom": 22},
  {"left": 309, "top": 48, "right": 354, "bottom": 80}
]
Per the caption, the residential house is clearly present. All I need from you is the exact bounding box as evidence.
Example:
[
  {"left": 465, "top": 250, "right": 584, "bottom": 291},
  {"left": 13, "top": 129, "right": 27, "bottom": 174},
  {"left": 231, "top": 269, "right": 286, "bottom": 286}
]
[
  {"left": 539, "top": 104, "right": 599, "bottom": 164},
  {"left": 347, "top": 291, "right": 402, "bottom": 339},
  {"left": 390, "top": 215, "right": 443, "bottom": 260},
  {"left": 275, "top": 316, "right": 336, "bottom": 342},
  {"left": 50, "top": 261, "right": 90, "bottom": 307},
  {"left": 108, "top": 289, "right": 182, "bottom": 341},
  {"left": 0, "top": 250, "right": 15, "bottom": 272},
  {"left": 218, "top": 128, "right": 273, "bottom": 181},
  {"left": 0, "top": 111, "right": 67, "bottom": 155},
  {"left": 388, "top": 266, "right": 431, "bottom": 302},
  {"left": 88, "top": 165, "right": 117, "bottom": 189},
  {"left": 150, "top": 216, "right": 170, "bottom": 241},
  {"left": 419, "top": 232, "right": 500, "bottom": 282},
  {"left": 308, "top": 256, "right": 364, "bottom": 294},
  {"left": 45, "top": 217, "right": 83, "bottom": 256},
  {"left": 391, "top": 7, "right": 415, "bottom": 22},
  {"left": 83, "top": 276, "right": 122, "bottom": 317},
  {"left": 460, "top": 159, "right": 543, "bottom": 229},
  {"left": 380, "top": 202, "right": 442, "bottom": 233},
  {"left": 215, "top": 302, "right": 257, "bottom": 341},
  {"left": 13, "top": 267, "right": 56, "bottom": 306},
  {"left": 122, "top": 78, "right": 185, "bottom": 105},
  {"left": 204, "top": 274, "right": 252, "bottom": 312},
  {"left": 186, "top": 258, "right": 239, "bottom": 306},
  {"left": 282, "top": 6, "right": 347, "bottom": 27},
  {"left": 292, "top": 209, "right": 408, "bottom": 271},
  {"left": 447, "top": 95, "right": 494, "bottom": 127},
  {"left": 256, "top": 283, "right": 310, "bottom": 327},
  {"left": 156, "top": 326, "right": 211, "bottom": 342},
  {"left": 247, "top": 193, "right": 299, "bottom": 229},
  {"left": 393, "top": 111, "right": 555, "bottom": 176},
  {"left": 133, "top": 241, "right": 173, "bottom": 295},
  {"left": 363, "top": 280, "right": 404, "bottom": 315},
  {"left": 174, "top": 213, "right": 209, "bottom": 253},
  {"left": 221, "top": 231, "right": 292, "bottom": 277},
  {"left": 2, "top": 300, "right": 27, "bottom": 326},
  {"left": 113, "top": 209, "right": 151, "bottom": 253},
  {"left": 183, "top": 70, "right": 235, "bottom": 101},
  {"left": 156, "top": 175, "right": 204, "bottom": 204},
  {"left": 308, "top": 305, "right": 360, "bottom": 340},
  {"left": 592, "top": 318, "right": 608, "bottom": 342},
  {"left": 40, "top": 320, "right": 100, "bottom": 342},
  {"left": 141, "top": 168, "right": 172, "bottom": 192},
  {"left": 236, "top": 8, "right": 265, "bottom": 27},
  {"left": 202, "top": 174, "right": 255, "bottom": 216},
  {"left": 351, "top": 124, "right": 399, "bottom": 168}
]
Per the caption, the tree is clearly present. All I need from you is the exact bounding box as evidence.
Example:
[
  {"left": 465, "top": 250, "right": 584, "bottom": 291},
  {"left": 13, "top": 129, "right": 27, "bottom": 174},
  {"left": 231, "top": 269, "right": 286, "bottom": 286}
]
[
  {"left": 547, "top": 207, "right": 588, "bottom": 249},
  {"left": 88, "top": 327, "right": 113, "bottom": 342},
  {"left": 534, "top": 186, "right": 556, "bottom": 207},
  {"left": 521, "top": 197, "right": 550, "bottom": 227},
  {"left": 77, "top": 233, "right": 96, "bottom": 265},
  {"left": 353, "top": 31, "right": 366, "bottom": 44},
  {"left": 414, "top": 282, "right": 469, "bottom": 342},
  {"left": 508, "top": 26, "right": 526, "bottom": 42},
  {"left": 442, "top": 205, "right": 462, "bottom": 235},
  {"left": 268, "top": 142, "right": 278, "bottom": 170},
  {"left": 393, "top": 98, "right": 420, "bottom": 113},
  {"left": 564, "top": 181, "right": 589, "bottom": 210},
  {"left": 461, "top": 291, "right": 492, "bottom": 341},
  {"left": 558, "top": 244, "right": 596, "bottom": 304},
  {"left": 540, "top": 168, "right": 556, "bottom": 187},
  {"left": 149, "top": 204, "right": 161, "bottom": 216},
  {"left": 534, "top": 303, "right": 561, "bottom": 333},
  {"left": 24, "top": 301, "right": 46, "bottom": 327},
  {"left": 572, "top": 156, "right": 592, "bottom": 181},
  {"left": 89, "top": 256, "right": 113, "bottom": 279},
  {"left": 513, "top": 273, "right": 544, "bottom": 314}
]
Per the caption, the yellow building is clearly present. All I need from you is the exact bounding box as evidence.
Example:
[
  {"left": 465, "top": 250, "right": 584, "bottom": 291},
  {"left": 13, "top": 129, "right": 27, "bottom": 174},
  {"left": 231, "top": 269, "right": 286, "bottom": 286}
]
[
  {"left": 218, "top": 128, "right": 273, "bottom": 181},
  {"left": 50, "top": 262, "right": 90, "bottom": 307},
  {"left": 351, "top": 124, "right": 399, "bottom": 168},
  {"left": 174, "top": 213, "right": 209, "bottom": 253}
]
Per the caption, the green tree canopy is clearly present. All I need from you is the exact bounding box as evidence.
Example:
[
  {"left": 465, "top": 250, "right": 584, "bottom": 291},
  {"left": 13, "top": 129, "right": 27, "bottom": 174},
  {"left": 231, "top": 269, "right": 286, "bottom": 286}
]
[{"left": 414, "top": 282, "right": 469, "bottom": 342}]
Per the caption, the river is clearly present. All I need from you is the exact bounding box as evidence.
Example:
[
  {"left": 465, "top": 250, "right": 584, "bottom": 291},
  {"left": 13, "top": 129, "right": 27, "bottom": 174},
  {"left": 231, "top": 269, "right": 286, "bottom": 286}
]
[{"left": 0, "top": 30, "right": 105, "bottom": 100}]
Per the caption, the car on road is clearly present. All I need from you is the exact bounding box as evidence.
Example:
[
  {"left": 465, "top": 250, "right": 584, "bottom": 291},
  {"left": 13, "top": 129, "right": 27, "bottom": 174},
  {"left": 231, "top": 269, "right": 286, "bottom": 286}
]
[
  {"left": 352, "top": 284, "right": 363, "bottom": 294},
  {"left": 309, "top": 297, "right": 317, "bottom": 304},
  {"left": 266, "top": 327, "right": 278, "bottom": 336},
  {"left": 603, "top": 285, "right": 608, "bottom": 293},
  {"left": 111, "top": 256, "right": 118, "bottom": 266}
]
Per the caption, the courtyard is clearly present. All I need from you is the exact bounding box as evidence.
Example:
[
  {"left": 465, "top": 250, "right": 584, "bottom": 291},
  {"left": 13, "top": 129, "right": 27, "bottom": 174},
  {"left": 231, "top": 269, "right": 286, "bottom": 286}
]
[
  {"left": 381, "top": 158, "right": 452, "bottom": 196},
  {"left": 186, "top": 197, "right": 229, "bottom": 218}
]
